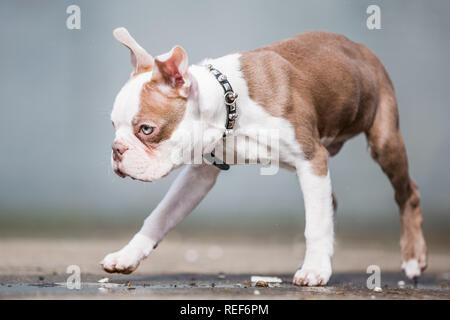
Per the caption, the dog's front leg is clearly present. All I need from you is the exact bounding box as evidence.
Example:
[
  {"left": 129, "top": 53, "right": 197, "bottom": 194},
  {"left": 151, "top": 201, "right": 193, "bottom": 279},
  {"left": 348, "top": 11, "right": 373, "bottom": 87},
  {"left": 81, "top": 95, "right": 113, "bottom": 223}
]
[
  {"left": 293, "top": 146, "right": 334, "bottom": 286},
  {"left": 101, "top": 164, "right": 220, "bottom": 274}
]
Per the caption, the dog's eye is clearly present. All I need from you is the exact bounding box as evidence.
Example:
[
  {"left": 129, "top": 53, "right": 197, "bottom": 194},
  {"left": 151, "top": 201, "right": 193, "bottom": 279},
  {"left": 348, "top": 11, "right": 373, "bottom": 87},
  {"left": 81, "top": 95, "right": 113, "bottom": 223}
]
[{"left": 140, "top": 125, "right": 154, "bottom": 135}]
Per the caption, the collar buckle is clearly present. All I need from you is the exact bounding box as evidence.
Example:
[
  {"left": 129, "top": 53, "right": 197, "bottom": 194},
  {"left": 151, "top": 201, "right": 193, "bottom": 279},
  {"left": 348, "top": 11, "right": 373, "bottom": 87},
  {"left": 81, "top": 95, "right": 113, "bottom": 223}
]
[{"left": 224, "top": 91, "right": 238, "bottom": 104}]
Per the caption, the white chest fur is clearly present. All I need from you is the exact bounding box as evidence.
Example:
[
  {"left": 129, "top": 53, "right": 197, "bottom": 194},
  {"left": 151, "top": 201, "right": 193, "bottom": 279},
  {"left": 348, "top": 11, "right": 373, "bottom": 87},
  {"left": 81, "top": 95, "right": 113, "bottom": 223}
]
[{"left": 188, "top": 54, "right": 305, "bottom": 173}]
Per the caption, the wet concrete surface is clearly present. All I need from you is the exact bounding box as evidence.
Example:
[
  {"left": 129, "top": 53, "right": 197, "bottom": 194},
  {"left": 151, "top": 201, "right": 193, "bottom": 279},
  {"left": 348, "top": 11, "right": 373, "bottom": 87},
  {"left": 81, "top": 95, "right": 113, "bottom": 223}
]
[
  {"left": 0, "top": 272, "right": 449, "bottom": 299},
  {"left": 0, "top": 233, "right": 449, "bottom": 299}
]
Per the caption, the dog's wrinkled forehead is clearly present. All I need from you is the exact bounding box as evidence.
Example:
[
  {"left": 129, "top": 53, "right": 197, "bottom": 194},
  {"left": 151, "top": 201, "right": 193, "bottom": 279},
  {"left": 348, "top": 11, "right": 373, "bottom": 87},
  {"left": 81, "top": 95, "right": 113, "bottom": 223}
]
[{"left": 111, "top": 72, "right": 151, "bottom": 128}]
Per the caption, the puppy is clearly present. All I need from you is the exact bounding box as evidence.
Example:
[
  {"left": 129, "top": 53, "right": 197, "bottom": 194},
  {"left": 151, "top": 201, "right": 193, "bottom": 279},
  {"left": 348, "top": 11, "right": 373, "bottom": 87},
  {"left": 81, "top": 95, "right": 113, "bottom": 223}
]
[{"left": 101, "top": 27, "right": 427, "bottom": 286}]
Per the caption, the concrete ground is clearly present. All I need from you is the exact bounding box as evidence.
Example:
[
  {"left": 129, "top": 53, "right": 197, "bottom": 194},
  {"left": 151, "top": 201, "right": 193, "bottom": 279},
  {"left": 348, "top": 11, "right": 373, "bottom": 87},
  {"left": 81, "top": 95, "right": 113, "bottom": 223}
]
[{"left": 0, "top": 230, "right": 449, "bottom": 299}]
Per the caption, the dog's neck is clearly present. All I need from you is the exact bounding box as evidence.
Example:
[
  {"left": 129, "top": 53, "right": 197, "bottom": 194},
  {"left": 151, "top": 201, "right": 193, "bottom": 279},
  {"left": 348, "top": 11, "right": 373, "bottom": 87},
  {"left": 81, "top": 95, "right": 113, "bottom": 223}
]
[{"left": 187, "top": 54, "right": 243, "bottom": 154}]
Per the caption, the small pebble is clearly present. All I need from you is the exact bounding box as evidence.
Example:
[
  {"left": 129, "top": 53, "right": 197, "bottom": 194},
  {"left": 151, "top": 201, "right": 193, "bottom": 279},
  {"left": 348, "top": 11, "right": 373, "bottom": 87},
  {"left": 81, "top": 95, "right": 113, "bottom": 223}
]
[
  {"left": 255, "top": 280, "right": 269, "bottom": 287},
  {"left": 397, "top": 280, "right": 405, "bottom": 288},
  {"left": 253, "top": 289, "right": 261, "bottom": 295},
  {"left": 374, "top": 286, "right": 382, "bottom": 292}
]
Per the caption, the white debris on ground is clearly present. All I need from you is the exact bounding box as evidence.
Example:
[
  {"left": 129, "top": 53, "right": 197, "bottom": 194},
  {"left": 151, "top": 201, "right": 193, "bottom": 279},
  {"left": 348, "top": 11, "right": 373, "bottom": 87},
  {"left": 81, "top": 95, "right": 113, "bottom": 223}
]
[
  {"left": 373, "top": 286, "right": 383, "bottom": 292},
  {"left": 251, "top": 276, "right": 282, "bottom": 283},
  {"left": 253, "top": 289, "right": 261, "bottom": 295},
  {"left": 398, "top": 280, "right": 406, "bottom": 288},
  {"left": 98, "top": 277, "right": 110, "bottom": 283}
]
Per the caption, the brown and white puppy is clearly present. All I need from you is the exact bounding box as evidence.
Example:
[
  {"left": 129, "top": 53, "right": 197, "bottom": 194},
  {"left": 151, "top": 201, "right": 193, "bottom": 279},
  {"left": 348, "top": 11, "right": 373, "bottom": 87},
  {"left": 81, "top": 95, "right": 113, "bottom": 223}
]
[{"left": 101, "top": 27, "right": 427, "bottom": 286}]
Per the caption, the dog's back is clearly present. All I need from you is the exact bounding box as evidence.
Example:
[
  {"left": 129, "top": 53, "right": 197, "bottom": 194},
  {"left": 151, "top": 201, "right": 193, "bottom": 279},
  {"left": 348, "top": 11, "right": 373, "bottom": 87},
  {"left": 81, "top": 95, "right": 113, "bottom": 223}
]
[{"left": 240, "top": 31, "right": 394, "bottom": 150}]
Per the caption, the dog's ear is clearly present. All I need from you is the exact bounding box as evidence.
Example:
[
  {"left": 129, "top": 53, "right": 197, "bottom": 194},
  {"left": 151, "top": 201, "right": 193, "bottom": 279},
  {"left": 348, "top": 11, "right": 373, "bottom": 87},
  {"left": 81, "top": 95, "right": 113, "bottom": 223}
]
[
  {"left": 152, "top": 46, "right": 190, "bottom": 97},
  {"left": 113, "top": 27, "right": 153, "bottom": 74}
]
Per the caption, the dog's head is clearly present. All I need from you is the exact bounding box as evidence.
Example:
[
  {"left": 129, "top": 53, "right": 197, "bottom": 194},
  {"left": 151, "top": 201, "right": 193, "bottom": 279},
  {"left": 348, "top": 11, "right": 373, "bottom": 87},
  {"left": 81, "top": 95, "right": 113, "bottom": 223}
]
[{"left": 110, "top": 28, "right": 192, "bottom": 182}]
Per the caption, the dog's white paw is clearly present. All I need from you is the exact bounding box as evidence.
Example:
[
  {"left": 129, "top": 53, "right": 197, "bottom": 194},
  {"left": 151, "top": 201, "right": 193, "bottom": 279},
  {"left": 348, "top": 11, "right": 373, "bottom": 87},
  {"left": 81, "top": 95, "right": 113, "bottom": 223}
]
[
  {"left": 402, "top": 259, "right": 421, "bottom": 279},
  {"left": 293, "top": 255, "right": 332, "bottom": 286},
  {"left": 100, "top": 234, "right": 155, "bottom": 274},
  {"left": 100, "top": 246, "right": 144, "bottom": 274}
]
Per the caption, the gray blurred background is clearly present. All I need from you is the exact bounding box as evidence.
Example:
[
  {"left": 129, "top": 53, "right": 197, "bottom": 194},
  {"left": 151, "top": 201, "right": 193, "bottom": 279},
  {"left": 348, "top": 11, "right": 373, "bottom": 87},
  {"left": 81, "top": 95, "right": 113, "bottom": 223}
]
[{"left": 0, "top": 0, "right": 449, "bottom": 237}]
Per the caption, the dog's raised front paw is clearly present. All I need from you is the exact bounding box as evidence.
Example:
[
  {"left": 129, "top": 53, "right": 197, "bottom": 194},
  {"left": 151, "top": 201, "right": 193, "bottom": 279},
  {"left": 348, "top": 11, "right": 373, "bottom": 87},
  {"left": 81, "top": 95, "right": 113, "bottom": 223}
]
[
  {"left": 100, "top": 246, "right": 144, "bottom": 274},
  {"left": 100, "top": 233, "right": 155, "bottom": 274}
]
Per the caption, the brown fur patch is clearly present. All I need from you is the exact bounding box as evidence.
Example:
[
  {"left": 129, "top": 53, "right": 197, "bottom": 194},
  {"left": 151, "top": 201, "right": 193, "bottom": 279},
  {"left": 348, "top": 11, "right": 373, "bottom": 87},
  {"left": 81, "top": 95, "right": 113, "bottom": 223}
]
[
  {"left": 240, "top": 31, "right": 387, "bottom": 170},
  {"left": 310, "top": 144, "right": 329, "bottom": 176},
  {"left": 134, "top": 81, "right": 186, "bottom": 146}
]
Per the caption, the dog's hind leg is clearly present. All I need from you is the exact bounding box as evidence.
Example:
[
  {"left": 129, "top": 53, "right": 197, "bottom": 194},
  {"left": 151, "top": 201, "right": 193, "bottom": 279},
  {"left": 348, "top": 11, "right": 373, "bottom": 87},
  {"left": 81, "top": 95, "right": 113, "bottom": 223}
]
[{"left": 365, "top": 91, "right": 427, "bottom": 279}]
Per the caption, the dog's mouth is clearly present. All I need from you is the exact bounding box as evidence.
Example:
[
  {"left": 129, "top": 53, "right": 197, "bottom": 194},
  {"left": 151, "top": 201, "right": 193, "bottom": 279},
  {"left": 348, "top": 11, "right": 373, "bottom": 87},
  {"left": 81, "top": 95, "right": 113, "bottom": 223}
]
[
  {"left": 114, "top": 168, "right": 127, "bottom": 179},
  {"left": 114, "top": 168, "right": 148, "bottom": 181},
  {"left": 113, "top": 163, "right": 172, "bottom": 182}
]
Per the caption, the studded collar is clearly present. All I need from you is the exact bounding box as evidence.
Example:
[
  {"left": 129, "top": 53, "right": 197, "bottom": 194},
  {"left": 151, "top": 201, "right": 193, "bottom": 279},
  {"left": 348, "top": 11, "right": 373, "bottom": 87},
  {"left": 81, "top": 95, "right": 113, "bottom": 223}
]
[
  {"left": 203, "top": 64, "right": 239, "bottom": 170},
  {"left": 206, "top": 64, "right": 238, "bottom": 136}
]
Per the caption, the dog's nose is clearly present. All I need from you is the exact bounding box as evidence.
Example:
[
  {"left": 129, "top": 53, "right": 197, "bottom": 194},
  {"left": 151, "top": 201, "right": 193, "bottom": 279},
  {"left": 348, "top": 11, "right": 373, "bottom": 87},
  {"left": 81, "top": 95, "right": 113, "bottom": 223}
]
[{"left": 112, "top": 141, "right": 128, "bottom": 161}]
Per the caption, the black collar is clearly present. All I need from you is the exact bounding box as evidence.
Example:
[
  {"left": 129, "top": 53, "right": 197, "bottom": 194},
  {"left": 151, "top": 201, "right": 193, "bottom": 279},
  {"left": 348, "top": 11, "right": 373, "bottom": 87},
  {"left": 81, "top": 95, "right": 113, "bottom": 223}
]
[
  {"left": 204, "top": 64, "right": 239, "bottom": 170},
  {"left": 206, "top": 64, "right": 238, "bottom": 135}
]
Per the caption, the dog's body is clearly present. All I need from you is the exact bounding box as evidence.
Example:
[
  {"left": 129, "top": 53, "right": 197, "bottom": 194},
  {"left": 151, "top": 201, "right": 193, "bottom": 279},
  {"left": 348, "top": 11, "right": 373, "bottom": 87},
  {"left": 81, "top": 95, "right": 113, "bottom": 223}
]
[{"left": 102, "top": 29, "right": 427, "bottom": 286}]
